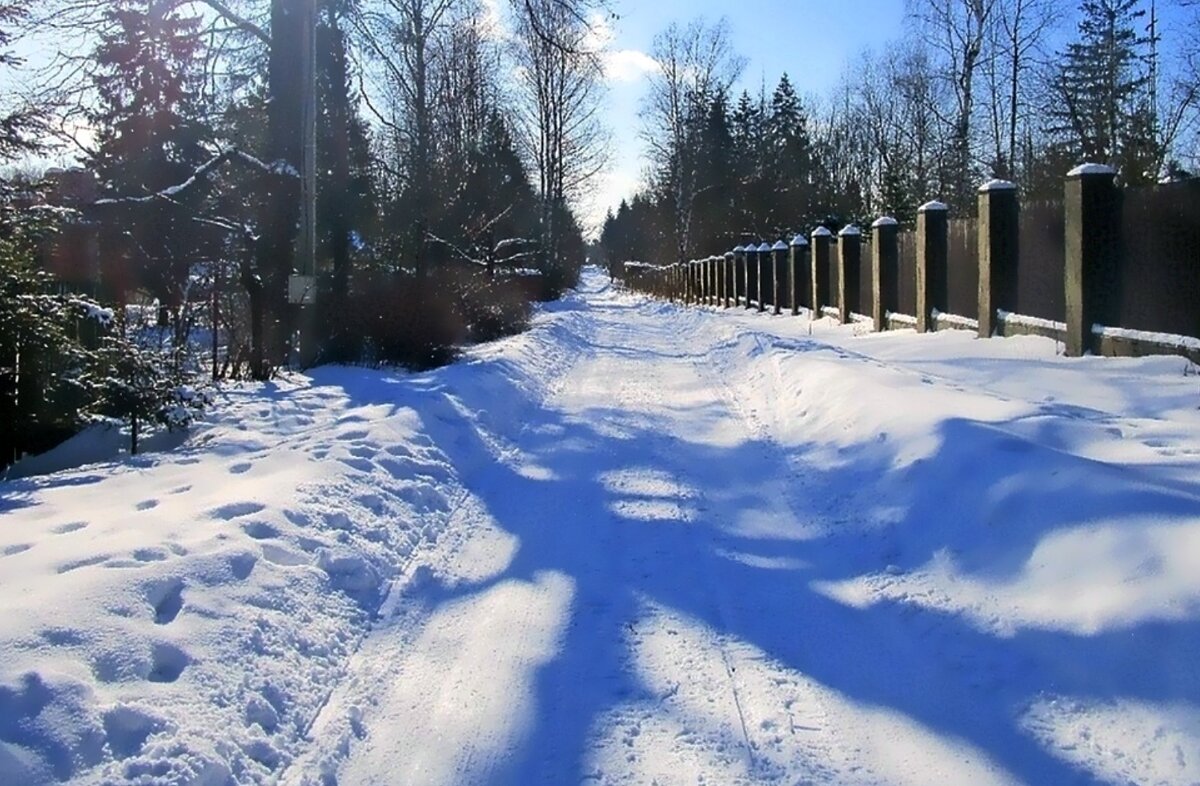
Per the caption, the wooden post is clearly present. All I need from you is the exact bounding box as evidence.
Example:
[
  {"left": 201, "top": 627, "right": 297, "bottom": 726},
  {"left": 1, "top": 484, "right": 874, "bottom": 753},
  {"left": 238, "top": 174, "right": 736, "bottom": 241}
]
[
  {"left": 1064, "top": 164, "right": 1120, "bottom": 356},
  {"left": 871, "top": 217, "right": 898, "bottom": 332},
  {"left": 837, "top": 225, "right": 862, "bottom": 324},
  {"left": 790, "top": 234, "right": 808, "bottom": 316},
  {"left": 977, "top": 179, "right": 1019, "bottom": 338},
  {"left": 916, "top": 200, "right": 949, "bottom": 333}
]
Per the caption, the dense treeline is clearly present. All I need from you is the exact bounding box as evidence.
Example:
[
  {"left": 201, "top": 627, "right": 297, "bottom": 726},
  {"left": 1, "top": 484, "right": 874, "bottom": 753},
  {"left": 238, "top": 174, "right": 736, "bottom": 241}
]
[
  {"left": 601, "top": 0, "right": 1200, "bottom": 267},
  {"left": 1, "top": 0, "right": 607, "bottom": 467}
]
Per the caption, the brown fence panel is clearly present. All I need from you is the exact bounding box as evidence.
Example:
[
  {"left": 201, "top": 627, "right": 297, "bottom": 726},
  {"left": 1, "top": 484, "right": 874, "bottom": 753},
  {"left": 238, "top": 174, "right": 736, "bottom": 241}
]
[
  {"left": 947, "top": 218, "right": 978, "bottom": 319},
  {"left": 896, "top": 230, "right": 917, "bottom": 317},
  {"left": 1118, "top": 179, "right": 1200, "bottom": 338},
  {"left": 857, "top": 240, "right": 873, "bottom": 317},
  {"left": 1016, "top": 199, "right": 1065, "bottom": 322}
]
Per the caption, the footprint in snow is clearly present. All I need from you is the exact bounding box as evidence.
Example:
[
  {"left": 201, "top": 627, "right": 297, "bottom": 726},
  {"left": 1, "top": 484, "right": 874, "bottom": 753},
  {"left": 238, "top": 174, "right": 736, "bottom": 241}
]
[
  {"left": 242, "top": 521, "right": 279, "bottom": 540},
  {"left": 147, "top": 642, "right": 190, "bottom": 683},
  {"left": 229, "top": 462, "right": 253, "bottom": 475},
  {"left": 208, "top": 501, "right": 266, "bottom": 520},
  {"left": 135, "top": 499, "right": 159, "bottom": 511},
  {"left": 51, "top": 521, "right": 88, "bottom": 535},
  {"left": 148, "top": 579, "right": 185, "bottom": 625}
]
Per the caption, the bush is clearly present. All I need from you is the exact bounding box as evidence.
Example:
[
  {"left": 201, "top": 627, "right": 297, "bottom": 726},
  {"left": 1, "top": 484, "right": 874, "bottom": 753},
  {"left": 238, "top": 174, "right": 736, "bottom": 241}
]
[
  {"left": 316, "top": 264, "right": 534, "bottom": 370},
  {"left": 83, "top": 328, "right": 208, "bottom": 455},
  {"left": 0, "top": 190, "right": 107, "bottom": 466}
]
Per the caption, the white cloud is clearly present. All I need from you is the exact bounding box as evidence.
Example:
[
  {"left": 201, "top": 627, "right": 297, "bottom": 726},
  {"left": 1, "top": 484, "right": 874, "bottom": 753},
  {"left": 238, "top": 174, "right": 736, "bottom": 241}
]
[{"left": 603, "top": 49, "right": 660, "bottom": 84}]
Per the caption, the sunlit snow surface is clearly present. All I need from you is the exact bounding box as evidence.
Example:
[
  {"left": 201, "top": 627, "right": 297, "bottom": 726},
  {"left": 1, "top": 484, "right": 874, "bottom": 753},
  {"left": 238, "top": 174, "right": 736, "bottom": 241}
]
[{"left": 3, "top": 267, "right": 1200, "bottom": 785}]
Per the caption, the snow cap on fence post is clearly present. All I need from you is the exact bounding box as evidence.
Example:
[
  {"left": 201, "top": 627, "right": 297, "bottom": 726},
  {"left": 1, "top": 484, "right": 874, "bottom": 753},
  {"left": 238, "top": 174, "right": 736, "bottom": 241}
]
[
  {"left": 978, "top": 178, "right": 1019, "bottom": 339},
  {"left": 837, "top": 225, "right": 863, "bottom": 324},
  {"left": 917, "top": 200, "right": 950, "bottom": 333},
  {"left": 871, "top": 217, "right": 900, "bottom": 332},
  {"left": 1064, "top": 163, "right": 1120, "bottom": 356}
]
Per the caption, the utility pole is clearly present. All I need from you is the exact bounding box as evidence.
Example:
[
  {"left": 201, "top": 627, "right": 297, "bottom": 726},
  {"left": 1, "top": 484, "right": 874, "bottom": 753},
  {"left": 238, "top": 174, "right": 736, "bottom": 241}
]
[
  {"left": 289, "top": 0, "right": 320, "bottom": 366},
  {"left": 300, "top": 0, "right": 318, "bottom": 281}
]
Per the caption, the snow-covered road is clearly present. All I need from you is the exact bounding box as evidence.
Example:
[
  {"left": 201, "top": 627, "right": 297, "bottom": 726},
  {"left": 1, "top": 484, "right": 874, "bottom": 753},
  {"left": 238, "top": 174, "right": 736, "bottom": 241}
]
[{"left": 4, "top": 268, "right": 1200, "bottom": 785}]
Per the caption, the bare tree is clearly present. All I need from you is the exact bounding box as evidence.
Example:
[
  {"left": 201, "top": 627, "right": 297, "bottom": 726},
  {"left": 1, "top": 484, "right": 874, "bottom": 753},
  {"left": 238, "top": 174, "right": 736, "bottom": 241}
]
[
  {"left": 641, "top": 17, "right": 744, "bottom": 262},
  {"left": 980, "top": 0, "right": 1058, "bottom": 179},
  {"left": 353, "top": 0, "right": 464, "bottom": 273},
  {"left": 508, "top": 0, "right": 608, "bottom": 264},
  {"left": 908, "top": 0, "right": 999, "bottom": 208}
]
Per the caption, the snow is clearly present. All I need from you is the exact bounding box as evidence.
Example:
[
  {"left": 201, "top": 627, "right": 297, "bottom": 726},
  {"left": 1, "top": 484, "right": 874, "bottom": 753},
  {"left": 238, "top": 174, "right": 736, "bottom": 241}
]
[
  {"left": 979, "top": 179, "right": 1018, "bottom": 192},
  {"left": 811, "top": 227, "right": 833, "bottom": 237},
  {"left": 771, "top": 241, "right": 788, "bottom": 251},
  {"left": 997, "top": 309, "right": 1067, "bottom": 333},
  {"left": 4, "top": 268, "right": 1200, "bottom": 785},
  {"left": 1093, "top": 323, "right": 1200, "bottom": 352},
  {"left": 733, "top": 245, "right": 746, "bottom": 253},
  {"left": 931, "top": 308, "right": 979, "bottom": 330},
  {"left": 790, "top": 234, "right": 808, "bottom": 246},
  {"left": 919, "top": 200, "right": 949, "bottom": 212},
  {"left": 871, "top": 216, "right": 898, "bottom": 228},
  {"left": 838, "top": 224, "right": 861, "bottom": 237},
  {"left": 67, "top": 298, "right": 115, "bottom": 325},
  {"left": 1068, "top": 163, "right": 1117, "bottom": 177},
  {"left": 756, "top": 242, "right": 772, "bottom": 253}
]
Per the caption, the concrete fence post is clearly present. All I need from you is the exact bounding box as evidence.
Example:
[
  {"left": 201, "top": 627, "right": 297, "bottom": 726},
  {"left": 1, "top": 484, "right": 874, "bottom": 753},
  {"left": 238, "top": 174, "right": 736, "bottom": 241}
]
[
  {"left": 710, "top": 256, "right": 719, "bottom": 306},
  {"left": 724, "top": 252, "right": 734, "bottom": 308},
  {"left": 1064, "top": 163, "right": 1120, "bottom": 357},
  {"left": 732, "top": 246, "right": 745, "bottom": 307},
  {"left": 811, "top": 227, "right": 833, "bottom": 317},
  {"left": 916, "top": 200, "right": 949, "bottom": 333},
  {"left": 977, "top": 179, "right": 1019, "bottom": 339},
  {"left": 838, "top": 225, "right": 862, "bottom": 324},
  {"left": 871, "top": 217, "right": 899, "bottom": 332},
  {"left": 756, "top": 242, "right": 772, "bottom": 312},
  {"left": 712, "top": 255, "right": 720, "bottom": 306},
  {"left": 772, "top": 241, "right": 788, "bottom": 315},
  {"left": 790, "top": 234, "right": 809, "bottom": 316},
  {"left": 744, "top": 244, "right": 753, "bottom": 309}
]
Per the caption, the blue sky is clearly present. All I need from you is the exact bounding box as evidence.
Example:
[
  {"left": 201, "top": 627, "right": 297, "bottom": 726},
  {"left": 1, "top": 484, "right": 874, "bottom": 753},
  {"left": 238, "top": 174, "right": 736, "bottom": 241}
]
[{"left": 591, "top": 0, "right": 909, "bottom": 227}]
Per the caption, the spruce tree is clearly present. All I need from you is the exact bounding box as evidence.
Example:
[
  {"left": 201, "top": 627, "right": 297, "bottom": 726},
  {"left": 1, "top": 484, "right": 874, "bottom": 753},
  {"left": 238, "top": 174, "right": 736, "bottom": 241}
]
[
  {"left": 89, "top": 0, "right": 214, "bottom": 328},
  {"left": 1049, "top": 0, "right": 1152, "bottom": 176},
  {"left": 766, "top": 74, "right": 815, "bottom": 233}
]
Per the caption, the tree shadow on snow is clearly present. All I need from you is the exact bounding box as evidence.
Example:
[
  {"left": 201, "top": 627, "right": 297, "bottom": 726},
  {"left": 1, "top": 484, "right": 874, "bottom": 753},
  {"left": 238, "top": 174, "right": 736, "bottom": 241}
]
[{"left": 314, "top": 319, "right": 1200, "bottom": 786}]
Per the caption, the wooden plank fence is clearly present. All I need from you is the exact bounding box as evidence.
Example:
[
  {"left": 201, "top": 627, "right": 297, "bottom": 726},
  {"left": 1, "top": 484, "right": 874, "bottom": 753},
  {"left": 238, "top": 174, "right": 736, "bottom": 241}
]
[{"left": 618, "top": 165, "right": 1200, "bottom": 364}]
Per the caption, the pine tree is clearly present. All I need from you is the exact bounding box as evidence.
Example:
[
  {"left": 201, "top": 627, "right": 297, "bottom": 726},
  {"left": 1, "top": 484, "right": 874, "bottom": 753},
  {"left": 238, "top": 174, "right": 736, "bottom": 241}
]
[
  {"left": 89, "top": 0, "right": 214, "bottom": 328},
  {"left": 1049, "top": 0, "right": 1152, "bottom": 176}
]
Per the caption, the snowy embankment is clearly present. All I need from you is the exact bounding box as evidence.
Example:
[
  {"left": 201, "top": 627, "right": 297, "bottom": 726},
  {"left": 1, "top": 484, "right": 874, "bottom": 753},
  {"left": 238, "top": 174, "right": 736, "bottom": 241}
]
[{"left": 3, "top": 267, "right": 1200, "bottom": 785}]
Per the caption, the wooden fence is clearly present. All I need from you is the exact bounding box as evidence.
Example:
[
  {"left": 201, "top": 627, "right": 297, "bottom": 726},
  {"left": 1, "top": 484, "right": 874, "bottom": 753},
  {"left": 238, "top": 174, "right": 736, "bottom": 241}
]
[{"left": 618, "top": 166, "right": 1200, "bottom": 363}]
